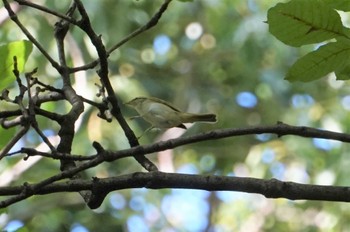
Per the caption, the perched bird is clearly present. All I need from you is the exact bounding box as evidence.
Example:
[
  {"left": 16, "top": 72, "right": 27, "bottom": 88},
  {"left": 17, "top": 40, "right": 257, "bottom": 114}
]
[{"left": 125, "top": 96, "right": 216, "bottom": 137}]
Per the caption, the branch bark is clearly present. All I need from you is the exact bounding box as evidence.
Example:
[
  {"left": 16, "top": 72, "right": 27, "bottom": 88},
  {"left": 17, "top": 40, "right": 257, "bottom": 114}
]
[
  {"left": 1, "top": 0, "right": 349, "bottom": 211},
  {"left": 1, "top": 172, "right": 349, "bottom": 209},
  {"left": 1, "top": 122, "right": 349, "bottom": 208}
]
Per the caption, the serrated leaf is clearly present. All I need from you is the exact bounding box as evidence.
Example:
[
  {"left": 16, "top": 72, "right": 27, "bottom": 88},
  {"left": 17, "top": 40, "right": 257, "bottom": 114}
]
[
  {"left": 268, "top": 0, "right": 346, "bottom": 47},
  {"left": 286, "top": 42, "right": 350, "bottom": 82},
  {"left": 0, "top": 40, "right": 33, "bottom": 89},
  {"left": 322, "top": 0, "right": 350, "bottom": 11}
]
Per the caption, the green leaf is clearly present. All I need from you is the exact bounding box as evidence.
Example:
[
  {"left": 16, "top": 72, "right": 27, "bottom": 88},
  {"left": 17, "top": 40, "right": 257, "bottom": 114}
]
[
  {"left": 176, "top": 0, "right": 194, "bottom": 2},
  {"left": 286, "top": 41, "right": 350, "bottom": 82},
  {"left": 322, "top": 0, "right": 350, "bottom": 11},
  {"left": 335, "top": 63, "right": 350, "bottom": 80},
  {"left": 267, "top": 0, "right": 346, "bottom": 47},
  {"left": 0, "top": 40, "right": 33, "bottom": 89}
]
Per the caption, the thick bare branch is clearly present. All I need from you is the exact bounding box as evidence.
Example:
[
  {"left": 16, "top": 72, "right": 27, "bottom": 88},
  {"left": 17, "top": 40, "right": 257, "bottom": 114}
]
[
  {"left": 0, "top": 172, "right": 349, "bottom": 209},
  {"left": 1, "top": 121, "right": 348, "bottom": 207}
]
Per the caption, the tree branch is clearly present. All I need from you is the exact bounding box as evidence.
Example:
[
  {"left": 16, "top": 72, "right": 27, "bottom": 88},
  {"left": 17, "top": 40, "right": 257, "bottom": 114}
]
[
  {"left": 68, "top": 0, "right": 173, "bottom": 73},
  {"left": 14, "top": 0, "right": 78, "bottom": 25},
  {"left": 99, "top": 122, "right": 350, "bottom": 163},
  {"left": 73, "top": 0, "right": 157, "bottom": 171},
  {"left": 3, "top": 0, "right": 61, "bottom": 70},
  {"left": 0, "top": 172, "right": 349, "bottom": 208},
  {"left": 0, "top": 121, "right": 348, "bottom": 207}
]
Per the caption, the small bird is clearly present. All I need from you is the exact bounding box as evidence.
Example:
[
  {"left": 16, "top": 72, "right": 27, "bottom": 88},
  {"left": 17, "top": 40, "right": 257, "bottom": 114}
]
[{"left": 125, "top": 96, "right": 216, "bottom": 137}]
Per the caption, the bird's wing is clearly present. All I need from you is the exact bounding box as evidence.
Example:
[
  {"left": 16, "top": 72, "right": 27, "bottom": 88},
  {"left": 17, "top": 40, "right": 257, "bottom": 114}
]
[
  {"left": 148, "top": 103, "right": 168, "bottom": 121},
  {"left": 147, "top": 97, "right": 182, "bottom": 112}
]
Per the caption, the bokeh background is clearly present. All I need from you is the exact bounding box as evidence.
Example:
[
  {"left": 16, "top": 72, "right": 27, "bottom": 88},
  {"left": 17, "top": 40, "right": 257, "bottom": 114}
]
[{"left": 1, "top": 0, "right": 350, "bottom": 231}]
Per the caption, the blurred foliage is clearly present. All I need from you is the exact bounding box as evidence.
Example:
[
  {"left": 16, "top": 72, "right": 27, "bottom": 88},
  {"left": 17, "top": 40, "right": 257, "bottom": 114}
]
[
  {"left": 1, "top": 0, "right": 350, "bottom": 231},
  {"left": 0, "top": 40, "right": 32, "bottom": 88}
]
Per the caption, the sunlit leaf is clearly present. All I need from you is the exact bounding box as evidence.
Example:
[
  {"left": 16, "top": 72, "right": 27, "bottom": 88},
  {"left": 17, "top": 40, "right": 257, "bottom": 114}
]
[
  {"left": 0, "top": 40, "right": 33, "bottom": 89},
  {"left": 286, "top": 42, "right": 350, "bottom": 82},
  {"left": 268, "top": 0, "right": 346, "bottom": 47}
]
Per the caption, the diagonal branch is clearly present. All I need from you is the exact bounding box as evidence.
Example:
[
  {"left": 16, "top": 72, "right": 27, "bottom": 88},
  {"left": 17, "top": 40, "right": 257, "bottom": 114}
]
[
  {"left": 3, "top": 0, "right": 61, "bottom": 70},
  {"left": 68, "top": 0, "right": 173, "bottom": 73},
  {"left": 14, "top": 0, "right": 78, "bottom": 25},
  {"left": 107, "top": 0, "right": 173, "bottom": 55},
  {"left": 74, "top": 0, "right": 157, "bottom": 171}
]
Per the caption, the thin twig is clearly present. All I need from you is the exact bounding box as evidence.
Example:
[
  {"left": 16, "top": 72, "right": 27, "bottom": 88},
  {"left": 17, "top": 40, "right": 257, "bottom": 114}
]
[
  {"left": 107, "top": 0, "right": 173, "bottom": 54},
  {"left": 8, "top": 147, "right": 95, "bottom": 161},
  {"left": 14, "top": 0, "right": 78, "bottom": 25},
  {"left": 68, "top": 0, "right": 173, "bottom": 73},
  {"left": 3, "top": 0, "right": 61, "bottom": 70},
  {"left": 0, "top": 126, "right": 28, "bottom": 159},
  {"left": 24, "top": 70, "right": 57, "bottom": 152}
]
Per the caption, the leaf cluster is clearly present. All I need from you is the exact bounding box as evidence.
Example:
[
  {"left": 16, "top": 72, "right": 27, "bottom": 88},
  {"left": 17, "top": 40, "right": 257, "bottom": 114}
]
[{"left": 268, "top": 0, "right": 350, "bottom": 82}]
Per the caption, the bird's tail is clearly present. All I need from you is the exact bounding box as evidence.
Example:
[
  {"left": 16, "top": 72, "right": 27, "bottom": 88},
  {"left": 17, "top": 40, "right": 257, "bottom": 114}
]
[{"left": 180, "top": 113, "right": 217, "bottom": 123}]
